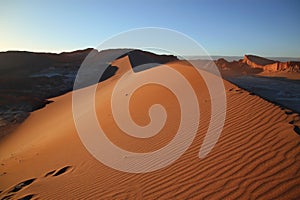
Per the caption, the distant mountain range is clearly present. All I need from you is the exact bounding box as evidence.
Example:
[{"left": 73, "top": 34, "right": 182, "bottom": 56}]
[{"left": 185, "top": 55, "right": 300, "bottom": 62}]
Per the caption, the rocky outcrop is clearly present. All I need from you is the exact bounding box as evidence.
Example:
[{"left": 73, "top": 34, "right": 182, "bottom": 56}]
[
  {"left": 214, "top": 58, "right": 263, "bottom": 77},
  {"left": 278, "top": 61, "right": 300, "bottom": 72},
  {"left": 243, "top": 55, "right": 300, "bottom": 72}
]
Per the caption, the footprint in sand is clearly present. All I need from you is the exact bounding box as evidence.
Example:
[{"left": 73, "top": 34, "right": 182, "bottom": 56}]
[
  {"left": 1, "top": 194, "right": 14, "bottom": 200},
  {"left": 44, "top": 169, "right": 56, "bottom": 177},
  {"left": 1, "top": 178, "right": 36, "bottom": 200},
  {"left": 44, "top": 165, "right": 73, "bottom": 177},
  {"left": 229, "top": 88, "right": 244, "bottom": 94},
  {"left": 289, "top": 116, "right": 300, "bottom": 125},
  {"left": 53, "top": 166, "right": 72, "bottom": 176},
  {"left": 286, "top": 114, "right": 300, "bottom": 136},
  {"left": 285, "top": 110, "right": 294, "bottom": 115},
  {"left": 8, "top": 178, "right": 36, "bottom": 193},
  {"left": 293, "top": 126, "right": 300, "bottom": 135},
  {"left": 1, "top": 166, "right": 73, "bottom": 200},
  {"left": 18, "top": 194, "right": 35, "bottom": 200},
  {"left": 1, "top": 193, "right": 35, "bottom": 200}
]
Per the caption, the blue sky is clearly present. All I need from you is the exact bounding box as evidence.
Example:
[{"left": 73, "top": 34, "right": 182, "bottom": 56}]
[{"left": 1, "top": 0, "right": 299, "bottom": 57}]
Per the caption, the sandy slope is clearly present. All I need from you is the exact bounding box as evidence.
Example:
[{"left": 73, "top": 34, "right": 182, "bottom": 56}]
[{"left": 0, "top": 56, "right": 300, "bottom": 199}]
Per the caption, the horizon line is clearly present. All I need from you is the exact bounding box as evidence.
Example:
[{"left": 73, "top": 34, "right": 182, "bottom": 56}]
[{"left": 0, "top": 48, "right": 300, "bottom": 59}]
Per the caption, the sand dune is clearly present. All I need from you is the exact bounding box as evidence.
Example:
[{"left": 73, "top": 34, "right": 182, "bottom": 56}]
[{"left": 0, "top": 56, "right": 300, "bottom": 199}]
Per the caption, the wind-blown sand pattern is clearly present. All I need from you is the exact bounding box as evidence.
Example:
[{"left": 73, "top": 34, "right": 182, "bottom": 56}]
[{"left": 0, "top": 56, "right": 299, "bottom": 199}]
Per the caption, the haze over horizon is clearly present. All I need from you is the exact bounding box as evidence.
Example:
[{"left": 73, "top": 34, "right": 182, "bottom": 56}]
[{"left": 1, "top": 0, "right": 299, "bottom": 57}]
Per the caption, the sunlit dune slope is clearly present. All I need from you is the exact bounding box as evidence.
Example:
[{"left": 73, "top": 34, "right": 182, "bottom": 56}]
[{"left": 0, "top": 56, "right": 299, "bottom": 199}]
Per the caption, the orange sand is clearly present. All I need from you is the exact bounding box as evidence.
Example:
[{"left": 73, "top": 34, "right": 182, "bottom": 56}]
[{"left": 0, "top": 56, "right": 299, "bottom": 199}]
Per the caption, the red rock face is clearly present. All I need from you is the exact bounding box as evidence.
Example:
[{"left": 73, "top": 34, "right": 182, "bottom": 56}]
[
  {"left": 213, "top": 57, "right": 263, "bottom": 77},
  {"left": 243, "top": 55, "right": 300, "bottom": 72}
]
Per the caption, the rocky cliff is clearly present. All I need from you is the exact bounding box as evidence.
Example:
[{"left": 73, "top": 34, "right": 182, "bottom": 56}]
[{"left": 243, "top": 55, "right": 300, "bottom": 72}]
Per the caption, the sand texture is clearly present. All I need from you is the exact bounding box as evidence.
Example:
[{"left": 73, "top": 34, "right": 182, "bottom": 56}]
[{"left": 1, "top": 56, "right": 300, "bottom": 199}]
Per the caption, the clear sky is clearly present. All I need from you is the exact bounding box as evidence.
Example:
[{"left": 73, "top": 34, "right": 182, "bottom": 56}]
[{"left": 1, "top": 0, "right": 299, "bottom": 57}]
